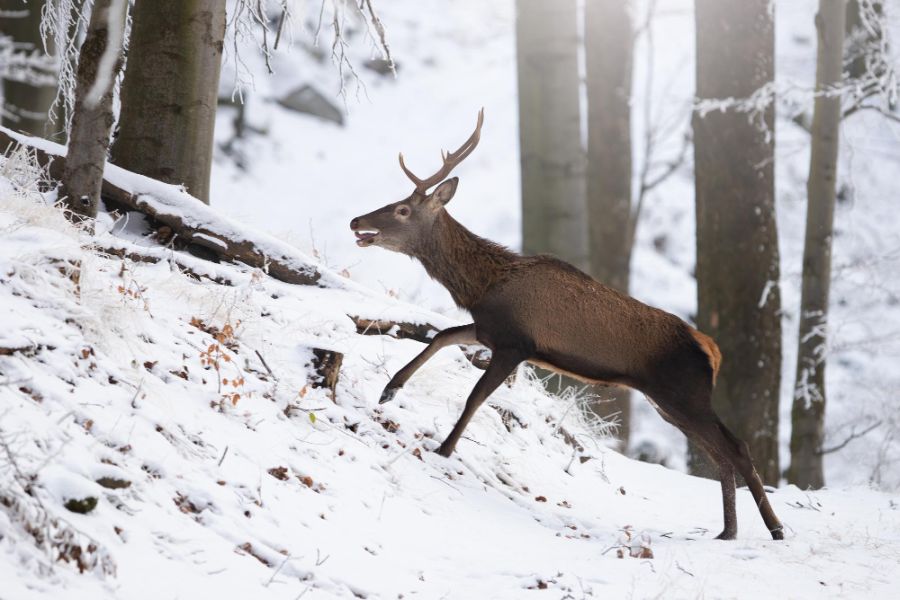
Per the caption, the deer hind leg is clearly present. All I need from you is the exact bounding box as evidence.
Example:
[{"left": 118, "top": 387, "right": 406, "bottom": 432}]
[
  {"left": 680, "top": 425, "right": 738, "bottom": 540},
  {"left": 379, "top": 324, "right": 478, "bottom": 404},
  {"left": 436, "top": 351, "right": 523, "bottom": 457},
  {"left": 703, "top": 419, "right": 785, "bottom": 540},
  {"left": 649, "top": 392, "right": 741, "bottom": 540}
]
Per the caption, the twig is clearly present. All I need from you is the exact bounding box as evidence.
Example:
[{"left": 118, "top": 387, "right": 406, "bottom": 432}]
[
  {"left": 315, "top": 548, "right": 329, "bottom": 566},
  {"left": 842, "top": 103, "right": 900, "bottom": 125},
  {"left": 254, "top": 349, "right": 275, "bottom": 378},
  {"left": 818, "top": 420, "right": 882, "bottom": 455},
  {"left": 273, "top": 1, "right": 288, "bottom": 50},
  {"left": 130, "top": 379, "right": 144, "bottom": 409},
  {"left": 265, "top": 553, "right": 293, "bottom": 587},
  {"left": 218, "top": 445, "right": 230, "bottom": 466}
]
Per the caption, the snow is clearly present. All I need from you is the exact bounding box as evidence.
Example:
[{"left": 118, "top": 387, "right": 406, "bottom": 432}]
[
  {"left": 207, "top": 0, "right": 900, "bottom": 489},
  {"left": 3, "top": 135, "right": 900, "bottom": 600},
  {"left": 2, "top": 0, "right": 900, "bottom": 597}
]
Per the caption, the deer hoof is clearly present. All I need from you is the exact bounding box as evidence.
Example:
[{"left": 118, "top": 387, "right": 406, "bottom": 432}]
[
  {"left": 379, "top": 387, "right": 399, "bottom": 404},
  {"left": 770, "top": 526, "right": 784, "bottom": 541},
  {"left": 714, "top": 529, "right": 737, "bottom": 541}
]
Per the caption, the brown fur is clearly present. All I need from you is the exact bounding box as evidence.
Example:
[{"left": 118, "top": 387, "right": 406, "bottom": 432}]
[{"left": 351, "top": 156, "right": 783, "bottom": 542}]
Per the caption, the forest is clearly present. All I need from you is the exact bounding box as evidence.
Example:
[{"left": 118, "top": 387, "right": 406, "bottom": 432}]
[{"left": 1, "top": 1, "right": 899, "bottom": 598}]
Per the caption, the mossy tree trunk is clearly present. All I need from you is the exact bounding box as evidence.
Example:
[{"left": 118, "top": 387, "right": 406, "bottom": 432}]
[
  {"left": 110, "top": 0, "right": 226, "bottom": 204},
  {"left": 690, "top": 0, "right": 782, "bottom": 485}
]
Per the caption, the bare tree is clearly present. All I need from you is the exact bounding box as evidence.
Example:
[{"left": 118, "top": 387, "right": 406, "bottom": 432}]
[
  {"left": 788, "top": 0, "right": 847, "bottom": 490},
  {"left": 691, "top": 0, "right": 782, "bottom": 484},
  {"left": 0, "top": 0, "right": 59, "bottom": 139},
  {"left": 516, "top": 0, "right": 587, "bottom": 270},
  {"left": 110, "top": 0, "right": 226, "bottom": 205},
  {"left": 584, "top": 0, "right": 634, "bottom": 448},
  {"left": 60, "top": 0, "right": 127, "bottom": 226}
]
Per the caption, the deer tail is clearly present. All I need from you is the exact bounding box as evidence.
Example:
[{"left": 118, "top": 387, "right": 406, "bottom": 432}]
[{"left": 690, "top": 328, "right": 722, "bottom": 386}]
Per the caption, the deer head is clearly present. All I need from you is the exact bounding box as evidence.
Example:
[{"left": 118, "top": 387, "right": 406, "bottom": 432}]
[{"left": 350, "top": 109, "right": 484, "bottom": 254}]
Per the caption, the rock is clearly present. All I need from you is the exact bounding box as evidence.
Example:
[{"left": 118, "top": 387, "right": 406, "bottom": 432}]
[
  {"left": 64, "top": 496, "right": 98, "bottom": 514},
  {"left": 277, "top": 85, "right": 344, "bottom": 126},
  {"left": 95, "top": 477, "right": 131, "bottom": 490},
  {"left": 364, "top": 58, "right": 397, "bottom": 76}
]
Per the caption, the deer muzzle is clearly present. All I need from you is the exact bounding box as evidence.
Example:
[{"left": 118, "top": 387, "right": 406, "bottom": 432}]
[{"left": 350, "top": 217, "right": 380, "bottom": 247}]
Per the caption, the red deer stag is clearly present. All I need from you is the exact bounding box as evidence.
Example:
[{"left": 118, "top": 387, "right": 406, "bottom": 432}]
[{"left": 350, "top": 110, "right": 784, "bottom": 541}]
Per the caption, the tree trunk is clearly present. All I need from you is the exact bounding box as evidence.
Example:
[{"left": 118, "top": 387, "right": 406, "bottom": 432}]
[
  {"left": 584, "top": 0, "right": 634, "bottom": 449},
  {"left": 690, "top": 0, "right": 782, "bottom": 484},
  {"left": 515, "top": 0, "right": 587, "bottom": 270},
  {"left": 788, "top": 0, "right": 846, "bottom": 491},
  {"left": 110, "top": 0, "right": 226, "bottom": 204},
  {"left": 60, "top": 0, "right": 128, "bottom": 225},
  {"left": 0, "top": 0, "right": 59, "bottom": 139}
]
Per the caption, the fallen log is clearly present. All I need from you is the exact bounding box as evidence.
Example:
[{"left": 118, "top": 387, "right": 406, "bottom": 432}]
[{"left": 1, "top": 127, "right": 321, "bottom": 286}]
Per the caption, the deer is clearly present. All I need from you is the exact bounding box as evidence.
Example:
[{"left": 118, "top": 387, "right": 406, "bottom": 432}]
[{"left": 349, "top": 109, "right": 784, "bottom": 541}]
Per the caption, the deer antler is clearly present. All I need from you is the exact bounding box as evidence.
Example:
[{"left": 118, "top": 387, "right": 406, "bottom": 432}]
[{"left": 399, "top": 108, "right": 484, "bottom": 195}]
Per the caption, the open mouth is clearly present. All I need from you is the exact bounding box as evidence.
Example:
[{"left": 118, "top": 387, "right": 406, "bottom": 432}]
[{"left": 353, "top": 229, "right": 379, "bottom": 247}]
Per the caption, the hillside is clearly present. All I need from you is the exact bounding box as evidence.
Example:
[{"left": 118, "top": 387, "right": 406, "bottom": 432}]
[
  {"left": 2, "top": 149, "right": 900, "bottom": 599},
  {"left": 209, "top": 0, "right": 900, "bottom": 489}
]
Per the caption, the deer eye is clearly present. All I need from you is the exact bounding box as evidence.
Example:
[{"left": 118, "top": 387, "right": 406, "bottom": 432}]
[{"left": 396, "top": 205, "right": 411, "bottom": 218}]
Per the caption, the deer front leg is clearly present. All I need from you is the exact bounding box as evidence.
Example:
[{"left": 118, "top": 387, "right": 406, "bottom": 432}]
[
  {"left": 436, "top": 351, "right": 523, "bottom": 457},
  {"left": 379, "top": 324, "right": 478, "bottom": 404}
]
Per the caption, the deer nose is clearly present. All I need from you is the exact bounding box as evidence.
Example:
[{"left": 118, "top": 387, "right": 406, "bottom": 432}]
[{"left": 350, "top": 217, "right": 359, "bottom": 230}]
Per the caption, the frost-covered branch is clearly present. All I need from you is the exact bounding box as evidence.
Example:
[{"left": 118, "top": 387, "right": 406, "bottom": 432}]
[
  {"left": 699, "top": 0, "right": 899, "bottom": 134},
  {"left": 226, "top": 0, "right": 395, "bottom": 104}
]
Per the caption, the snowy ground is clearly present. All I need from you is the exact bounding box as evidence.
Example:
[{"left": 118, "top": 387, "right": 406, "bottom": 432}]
[
  {"left": 210, "top": 0, "right": 900, "bottom": 488},
  {"left": 2, "top": 157, "right": 899, "bottom": 599},
  {"left": 2, "top": 0, "right": 900, "bottom": 597}
]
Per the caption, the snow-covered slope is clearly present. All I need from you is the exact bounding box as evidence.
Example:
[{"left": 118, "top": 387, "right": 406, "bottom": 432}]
[
  {"left": 210, "top": 0, "right": 900, "bottom": 489},
  {"left": 2, "top": 154, "right": 900, "bottom": 599}
]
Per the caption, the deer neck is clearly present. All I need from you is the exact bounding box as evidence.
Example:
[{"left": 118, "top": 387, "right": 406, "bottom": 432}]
[{"left": 412, "top": 211, "right": 516, "bottom": 310}]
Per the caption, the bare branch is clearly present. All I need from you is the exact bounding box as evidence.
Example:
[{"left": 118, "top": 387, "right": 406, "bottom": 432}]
[{"left": 818, "top": 421, "right": 882, "bottom": 455}]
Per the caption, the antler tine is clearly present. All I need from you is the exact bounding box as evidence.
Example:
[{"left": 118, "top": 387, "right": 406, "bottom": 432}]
[
  {"left": 398, "top": 152, "right": 425, "bottom": 189},
  {"left": 444, "top": 107, "right": 484, "bottom": 162},
  {"left": 398, "top": 108, "right": 485, "bottom": 194}
]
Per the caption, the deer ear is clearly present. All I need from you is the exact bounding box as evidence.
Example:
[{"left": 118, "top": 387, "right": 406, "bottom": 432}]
[{"left": 429, "top": 178, "right": 459, "bottom": 209}]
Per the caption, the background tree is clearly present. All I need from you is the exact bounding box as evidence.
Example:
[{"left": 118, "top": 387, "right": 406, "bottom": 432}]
[
  {"left": 584, "top": 0, "right": 634, "bottom": 448},
  {"left": 0, "top": 0, "right": 59, "bottom": 139},
  {"left": 60, "top": 0, "right": 127, "bottom": 225},
  {"left": 110, "top": 0, "right": 226, "bottom": 204},
  {"left": 515, "top": 0, "right": 587, "bottom": 270},
  {"left": 691, "top": 0, "right": 782, "bottom": 484},
  {"left": 788, "top": 0, "right": 847, "bottom": 490}
]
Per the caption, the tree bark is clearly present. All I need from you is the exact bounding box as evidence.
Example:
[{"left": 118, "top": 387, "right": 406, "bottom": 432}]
[
  {"left": 690, "top": 0, "right": 782, "bottom": 484},
  {"left": 788, "top": 0, "right": 846, "bottom": 491},
  {"left": 515, "top": 0, "right": 587, "bottom": 270},
  {"left": 110, "top": 0, "right": 226, "bottom": 204},
  {"left": 584, "top": 0, "right": 635, "bottom": 449},
  {"left": 60, "top": 0, "right": 127, "bottom": 225},
  {"left": 0, "top": 0, "right": 59, "bottom": 140}
]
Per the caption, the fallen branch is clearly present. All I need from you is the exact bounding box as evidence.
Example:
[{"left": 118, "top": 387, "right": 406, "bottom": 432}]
[
  {"left": 349, "top": 315, "right": 491, "bottom": 370},
  {"left": 95, "top": 244, "right": 237, "bottom": 286},
  {"left": 1, "top": 127, "right": 322, "bottom": 287}
]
